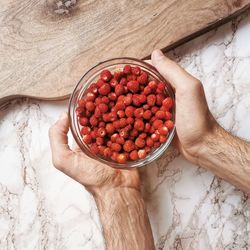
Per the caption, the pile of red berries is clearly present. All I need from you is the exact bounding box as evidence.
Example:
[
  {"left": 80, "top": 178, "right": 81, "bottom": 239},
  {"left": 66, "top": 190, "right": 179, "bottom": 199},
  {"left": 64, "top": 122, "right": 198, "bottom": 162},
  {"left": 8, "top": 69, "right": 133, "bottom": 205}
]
[{"left": 75, "top": 64, "right": 174, "bottom": 164}]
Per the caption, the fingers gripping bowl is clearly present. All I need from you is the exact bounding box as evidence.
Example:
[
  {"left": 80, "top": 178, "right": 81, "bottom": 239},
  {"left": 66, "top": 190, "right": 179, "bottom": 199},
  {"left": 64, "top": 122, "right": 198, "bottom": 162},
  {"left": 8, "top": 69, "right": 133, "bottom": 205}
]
[{"left": 69, "top": 58, "right": 175, "bottom": 168}]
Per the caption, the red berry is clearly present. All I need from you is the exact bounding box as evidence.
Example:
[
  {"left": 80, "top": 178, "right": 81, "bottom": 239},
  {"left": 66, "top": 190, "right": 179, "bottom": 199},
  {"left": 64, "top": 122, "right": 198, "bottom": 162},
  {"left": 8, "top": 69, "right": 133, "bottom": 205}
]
[
  {"left": 126, "top": 117, "right": 134, "bottom": 125},
  {"left": 107, "top": 140, "right": 112, "bottom": 147},
  {"left": 120, "top": 77, "right": 127, "bottom": 85},
  {"left": 138, "top": 149, "right": 147, "bottom": 159},
  {"left": 75, "top": 107, "right": 85, "bottom": 117},
  {"left": 99, "top": 83, "right": 111, "bottom": 95},
  {"left": 123, "top": 65, "right": 131, "bottom": 74},
  {"left": 97, "top": 127, "right": 106, "bottom": 137},
  {"left": 106, "top": 123, "right": 115, "bottom": 134},
  {"left": 165, "top": 120, "right": 174, "bottom": 130},
  {"left": 145, "top": 146, "right": 151, "bottom": 153},
  {"left": 85, "top": 92, "right": 96, "bottom": 102},
  {"left": 113, "top": 120, "right": 121, "bottom": 129},
  {"left": 83, "top": 134, "right": 92, "bottom": 144},
  {"left": 98, "top": 145, "right": 106, "bottom": 155},
  {"left": 139, "top": 132, "right": 147, "bottom": 139},
  {"left": 88, "top": 84, "right": 98, "bottom": 95},
  {"left": 158, "top": 125, "right": 168, "bottom": 135},
  {"left": 101, "top": 96, "right": 109, "bottom": 104},
  {"left": 100, "top": 70, "right": 112, "bottom": 82},
  {"left": 131, "top": 66, "right": 141, "bottom": 76},
  {"left": 85, "top": 101, "right": 95, "bottom": 111},
  {"left": 81, "top": 126, "right": 91, "bottom": 135},
  {"left": 125, "top": 106, "right": 135, "bottom": 117},
  {"left": 143, "top": 110, "right": 152, "bottom": 120},
  {"left": 165, "top": 111, "right": 172, "bottom": 120},
  {"left": 94, "top": 107, "right": 102, "bottom": 118},
  {"left": 132, "top": 94, "right": 141, "bottom": 106},
  {"left": 156, "top": 94, "right": 165, "bottom": 106},
  {"left": 78, "top": 99, "right": 86, "bottom": 107},
  {"left": 90, "top": 128, "right": 98, "bottom": 138},
  {"left": 120, "top": 118, "right": 127, "bottom": 128},
  {"left": 143, "top": 104, "right": 150, "bottom": 110},
  {"left": 111, "top": 143, "right": 122, "bottom": 152},
  {"left": 119, "top": 129, "right": 129, "bottom": 138},
  {"left": 90, "top": 143, "right": 99, "bottom": 154},
  {"left": 134, "top": 119, "right": 144, "bottom": 131},
  {"left": 162, "top": 97, "right": 174, "bottom": 109},
  {"left": 117, "top": 110, "right": 125, "bottom": 118},
  {"left": 138, "top": 94, "right": 147, "bottom": 103},
  {"left": 111, "top": 133, "right": 119, "bottom": 142},
  {"left": 147, "top": 94, "right": 156, "bottom": 106},
  {"left": 115, "top": 84, "right": 125, "bottom": 96},
  {"left": 152, "top": 119, "right": 163, "bottom": 129},
  {"left": 154, "top": 142, "right": 161, "bottom": 148},
  {"left": 137, "top": 72, "right": 148, "bottom": 84},
  {"left": 96, "top": 79, "right": 105, "bottom": 87},
  {"left": 116, "top": 136, "right": 125, "bottom": 145},
  {"left": 98, "top": 121, "right": 105, "bottom": 128},
  {"left": 146, "top": 137, "right": 154, "bottom": 147},
  {"left": 143, "top": 86, "right": 152, "bottom": 95},
  {"left": 134, "top": 108, "right": 144, "bottom": 118},
  {"left": 135, "top": 138, "right": 146, "bottom": 148},
  {"left": 104, "top": 148, "right": 112, "bottom": 158},
  {"left": 151, "top": 133, "right": 160, "bottom": 142},
  {"left": 123, "top": 140, "right": 135, "bottom": 152},
  {"left": 127, "top": 74, "right": 137, "bottom": 81},
  {"left": 90, "top": 116, "right": 98, "bottom": 127},
  {"left": 127, "top": 80, "right": 139, "bottom": 93},
  {"left": 115, "top": 101, "right": 126, "bottom": 111},
  {"left": 96, "top": 137, "right": 104, "bottom": 146},
  {"left": 79, "top": 117, "right": 89, "bottom": 126},
  {"left": 159, "top": 135, "right": 167, "bottom": 143},
  {"left": 108, "top": 92, "right": 117, "bottom": 101},
  {"left": 151, "top": 106, "right": 159, "bottom": 114},
  {"left": 130, "top": 150, "right": 139, "bottom": 161},
  {"left": 114, "top": 71, "right": 123, "bottom": 81},
  {"left": 148, "top": 80, "right": 157, "bottom": 89},
  {"left": 144, "top": 123, "right": 151, "bottom": 133},
  {"left": 124, "top": 93, "right": 133, "bottom": 105},
  {"left": 130, "top": 129, "right": 138, "bottom": 137},
  {"left": 109, "top": 112, "right": 118, "bottom": 122},
  {"left": 116, "top": 153, "right": 127, "bottom": 164},
  {"left": 98, "top": 103, "right": 108, "bottom": 113},
  {"left": 110, "top": 78, "right": 119, "bottom": 88},
  {"left": 157, "top": 82, "right": 166, "bottom": 91},
  {"left": 103, "top": 113, "right": 110, "bottom": 122},
  {"left": 156, "top": 110, "right": 166, "bottom": 119},
  {"left": 95, "top": 97, "right": 103, "bottom": 105}
]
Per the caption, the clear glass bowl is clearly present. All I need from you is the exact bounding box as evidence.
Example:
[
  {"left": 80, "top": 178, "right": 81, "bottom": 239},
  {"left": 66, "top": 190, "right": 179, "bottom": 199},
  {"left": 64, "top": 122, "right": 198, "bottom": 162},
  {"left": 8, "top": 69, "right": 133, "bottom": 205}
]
[{"left": 68, "top": 58, "right": 175, "bottom": 168}]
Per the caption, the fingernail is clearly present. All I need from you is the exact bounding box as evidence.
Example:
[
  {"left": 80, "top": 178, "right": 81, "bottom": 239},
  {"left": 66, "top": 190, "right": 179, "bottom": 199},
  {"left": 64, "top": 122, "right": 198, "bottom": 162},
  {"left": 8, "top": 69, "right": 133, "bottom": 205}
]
[
  {"left": 59, "top": 112, "right": 68, "bottom": 120},
  {"left": 153, "top": 49, "right": 164, "bottom": 58}
]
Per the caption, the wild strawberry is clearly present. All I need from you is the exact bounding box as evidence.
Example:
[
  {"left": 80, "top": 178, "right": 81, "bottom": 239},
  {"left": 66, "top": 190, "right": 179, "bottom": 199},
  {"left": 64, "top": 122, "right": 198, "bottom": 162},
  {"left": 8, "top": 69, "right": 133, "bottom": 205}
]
[
  {"left": 147, "top": 94, "right": 156, "bottom": 106},
  {"left": 108, "top": 92, "right": 117, "bottom": 101},
  {"left": 146, "top": 137, "right": 154, "bottom": 147},
  {"left": 83, "top": 134, "right": 92, "bottom": 144},
  {"left": 113, "top": 120, "right": 121, "bottom": 129},
  {"left": 155, "top": 110, "right": 166, "bottom": 119},
  {"left": 143, "top": 110, "right": 152, "bottom": 120},
  {"left": 134, "top": 119, "right": 144, "bottom": 131},
  {"left": 143, "top": 86, "right": 152, "bottom": 95},
  {"left": 89, "top": 143, "right": 99, "bottom": 154},
  {"left": 111, "top": 143, "right": 122, "bottom": 152},
  {"left": 79, "top": 117, "right": 89, "bottom": 126},
  {"left": 119, "top": 129, "right": 129, "bottom": 138},
  {"left": 115, "top": 84, "right": 125, "bottom": 96},
  {"left": 111, "top": 151, "right": 119, "bottom": 161},
  {"left": 119, "top": 118, "right": 127, "bottom": 128},
  {"left": 98, "top": 103, "right": 108, "bottom": 113},
  {"left": 127, "top": 80, "right": 139, "bottom": 93},
  {"left": 124, "top": 93, "right": 133, "bottom": 105},
  {"left": 110, "top": 78, "right": 118, "bottom": 88},
  {"left": 85, "top": 92, "right": 96, "bottom": 102},
  {"left": 130, "top": 150, "right": 139, "bottom": 161},
  {"left": 126, "top": 117, "right": 134, "bottom": 125},
  {"left": 78, "top": 99, "right": 86, "bottom": 107},
  {"left": 123, "top": 65, "right": 131, "bottom": 74},
  {"left": 116, "top": 153, "right": 127, "bottom": 164},
  {"left": 138, "top": 149, "right": 147, "bottom": 159},
  {"left": 144, "top": 123, "right": 151, "bottom": 133},
  {"left": 158, "top": 125, "right": 168, "bottom": 135},
  {"left": 75, "top": 107, "right": 85, "bottom": 117},
  {"left": 152, "top": 119, "right": 163, "bottom": 129},
  {"left": 120, "top": 77, "right": 127, "bottom": 85},
  {"left": 97, "top": 127, "right": 107, "bottom": 137},
  {"left": 109, "top": 112, "right": 118, "bottom": 121},
  {"left": 111, "top": 133, "right": 119, "bottom": 142},
  {"left": 127, "top": 74, "right": 137, "bottom": 81},
  {"left": 96, "top": 137, "right": 104, "bottom": 146},
  {"left": 98, "top": 121, "right": 105, "bottom": 128},
  {"left": 106, "top": 123, "right": 115, "bottom": 134},
  {"left": 135, "top": 138, "right": 146, "bottom": 148},
  {"left": 165, "top": 120, "right": 174, "bottom": 130},
  {"left": 99, "top": 83, "right": 111, "bottom": 95},
  {"left": 148, "top": 80, "right": 157, "bottom": 89},
  {"left": 130, "top": 129, "right": 138, "bottom": 137},
  {"left": 115, "top": 101, "right": 126, "bottom": 111},
  {"left": 151, "top": 106, "right": 159, "bottom": 114},
  {"left": 156, "top": 94, "right": 165, "bottom": 106},
  {"left": 132, "top": 94, "right": 141, "bottom": 106},
  {"left": 94, "top": 107, "right": 102, "bottom": 118},
  {"left": 96, "top": 79, "right": 105, "bottom": 87},
  {"left": 90, "top": 116, "right": 98, "bottom": 127},
  {"left": 138, "top": 94, "right": 147, "bottom": 103},
  {"left": 137, "top": 72, "right": 148, "bottom": 84},
  {"left": 125, "top": 106, "right": 135, "bottom": 117},
  {"left": 98, "top": 146, "right": 106, "bottom": 155},
  {"left": 102, "top": 113, "right": 110, "bottom": 122},
  {"left": 104, "top": 148, "right": 112, "bottom": 158},
  {"left": 159, "top": 135, "right": 167, "bottom": 143},
  {"left": 131, "top": 66, "right": 141, "bottom": 76},
  {"left": 81, "top": 126, "right": 91, "bottom": 135},
  {"left": 123, "top": 140, "right": 135, "bottom": 152},
  {"left": 100, "top": 70, "right": 112, "bottom": 82},
  {"left": 162, "top": 97, "right": 174, "bottom": 109},
  {"left": 151, "top": 133, "right": 160, "bottom": 142},
  {"left": 165, "top": 111, "right": 172, "bottom": 120},
  {"left": 134, "top": 108, "right": 144, "bottom": 118},
  {"left": 116, "top": 136, "right": 125, "bottom": 145},
  {"left": 85, "top": 101, "right": 95, "bottom": 112}
]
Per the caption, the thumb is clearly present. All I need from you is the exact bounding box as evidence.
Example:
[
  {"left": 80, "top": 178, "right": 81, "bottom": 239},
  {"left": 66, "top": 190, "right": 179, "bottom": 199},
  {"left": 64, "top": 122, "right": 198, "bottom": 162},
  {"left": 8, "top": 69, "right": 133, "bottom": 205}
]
[{"left": 151, "top": 49, "right": 197, "bottom": 90}]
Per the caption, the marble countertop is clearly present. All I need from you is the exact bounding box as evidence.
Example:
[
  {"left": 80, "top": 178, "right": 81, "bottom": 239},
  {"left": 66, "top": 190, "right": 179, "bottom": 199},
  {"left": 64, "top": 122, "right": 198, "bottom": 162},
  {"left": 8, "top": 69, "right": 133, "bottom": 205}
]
[{"left": 0, "top": 10, "right": 250, "bottom": 250}]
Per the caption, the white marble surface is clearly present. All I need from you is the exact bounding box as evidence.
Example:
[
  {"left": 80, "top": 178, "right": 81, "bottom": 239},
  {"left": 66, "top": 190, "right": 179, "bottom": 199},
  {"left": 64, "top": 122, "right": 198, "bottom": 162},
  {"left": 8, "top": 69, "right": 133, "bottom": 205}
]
[{"left": 1, "top": 10, "right": 250, "bottom": 250}]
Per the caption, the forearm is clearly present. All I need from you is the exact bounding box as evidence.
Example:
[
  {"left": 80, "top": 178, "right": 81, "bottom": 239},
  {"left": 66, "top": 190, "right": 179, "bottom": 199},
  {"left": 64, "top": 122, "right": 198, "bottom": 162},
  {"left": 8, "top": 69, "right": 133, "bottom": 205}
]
[
  {"left": 95, "top": 188, "right": 155, "bottom": 250},
  {"left": 199, "top": 124, "right": 250, "bottom": 194}
]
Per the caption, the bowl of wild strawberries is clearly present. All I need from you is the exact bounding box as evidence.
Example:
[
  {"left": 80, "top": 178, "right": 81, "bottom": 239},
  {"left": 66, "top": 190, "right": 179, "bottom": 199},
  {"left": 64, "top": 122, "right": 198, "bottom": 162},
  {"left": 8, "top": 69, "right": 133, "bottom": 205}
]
[{"left": 69, "top": 58, "right": 175, "bottom": 168}]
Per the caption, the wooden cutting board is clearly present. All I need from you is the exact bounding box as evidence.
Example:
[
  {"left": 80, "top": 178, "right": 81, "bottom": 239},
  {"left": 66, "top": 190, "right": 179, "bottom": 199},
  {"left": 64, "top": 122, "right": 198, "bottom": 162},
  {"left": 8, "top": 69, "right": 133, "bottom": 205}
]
[{"left": 1, "top": 0, "right": 250, "bottom": 103}]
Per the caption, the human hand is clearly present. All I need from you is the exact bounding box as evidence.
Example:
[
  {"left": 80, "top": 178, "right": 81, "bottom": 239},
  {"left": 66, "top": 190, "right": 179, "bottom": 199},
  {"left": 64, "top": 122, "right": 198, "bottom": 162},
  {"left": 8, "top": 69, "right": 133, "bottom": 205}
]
[
  {"left": 151, "top": 50, "right": 217, "bottom": 165},
  {"left": 48, "top": 113, "right": 140, "bottom": 196}
]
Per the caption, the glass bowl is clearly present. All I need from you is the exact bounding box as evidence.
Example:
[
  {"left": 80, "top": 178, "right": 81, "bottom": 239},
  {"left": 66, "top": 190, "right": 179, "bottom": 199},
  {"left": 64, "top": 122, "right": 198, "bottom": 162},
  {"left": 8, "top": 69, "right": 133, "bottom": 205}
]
[{"left": 68, "top": 57, "right": 175, "bottom": 168}]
